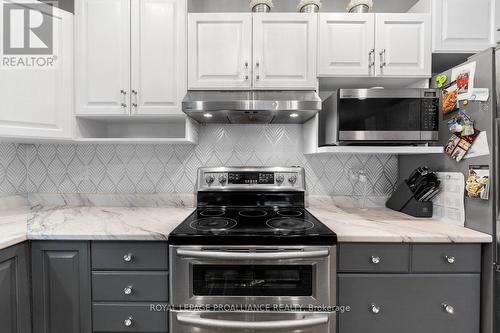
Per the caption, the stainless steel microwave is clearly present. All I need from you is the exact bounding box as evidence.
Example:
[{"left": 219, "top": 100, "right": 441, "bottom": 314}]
[{"left": 318, "top": 89, "right": 439, "bottom": 146}]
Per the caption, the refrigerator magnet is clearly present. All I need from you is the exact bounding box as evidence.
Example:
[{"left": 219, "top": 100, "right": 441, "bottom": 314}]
[{"left": 466, "top": 166, "right": 489, "bottom": 200}]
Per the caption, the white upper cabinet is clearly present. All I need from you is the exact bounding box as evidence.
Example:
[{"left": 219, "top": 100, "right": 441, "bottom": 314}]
[
  {"left": 131, "top": 0, "right": 186, "bottom": 115},
  {"left": 76, "top": 0, "right": 186, "bottom": 116},
  {"left": 0, "top": 4, "right": 73, "bottom": 140},
  {"left": 76, "top": 0, "right": 130, "bottom": 115},
  {"left": 432, "top": 0, "right": 496, "bottom": 53},
  {"left": 375, "top": 14, "right": 431, "bottom": 77},
  {"left": 188, "top": 13, "right": 252, "bottom": 90},
  {"left": 318, "top": 13, "right": 375, "bottom": 76},
  {"left": 253, "top": 13, "right": 317, "bottom": 89}
]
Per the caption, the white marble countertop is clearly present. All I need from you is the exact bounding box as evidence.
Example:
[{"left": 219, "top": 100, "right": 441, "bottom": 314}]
[
  {"left": 27, "top": 206, "right": 193, "bottom": 241},
  {"left": 0, "top": 194, "right": 492, "bottom": 251},
  {"left": 307, "top": 200, "right": 492, "bottom": 243}
]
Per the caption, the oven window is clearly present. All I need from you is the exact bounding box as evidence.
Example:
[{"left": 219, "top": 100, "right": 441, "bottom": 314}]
[
  {"left": 192, "top": 265, "right": 313, "bottom": 296},
  {"left": 339, "top": 98, "right": 421, "bottom": 131}
]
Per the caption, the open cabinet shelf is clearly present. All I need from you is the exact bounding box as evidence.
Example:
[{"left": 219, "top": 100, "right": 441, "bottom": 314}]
[
  {"left": 311, "top": 145, "right": 444, "bottom": 155},
  {"left": 74, "top": 116, "right": 199, "bottom": 144}
]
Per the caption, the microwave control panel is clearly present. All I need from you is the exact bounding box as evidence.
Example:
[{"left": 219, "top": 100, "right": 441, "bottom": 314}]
[{"left": 421, "top": 96, "right": 439, "bottom": 132}]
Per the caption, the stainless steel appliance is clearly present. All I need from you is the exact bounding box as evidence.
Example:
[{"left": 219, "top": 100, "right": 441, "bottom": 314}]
[
  {"left": 182, "top": 91, "right": 321, "bottom": 124},
  {"left": 318, "top": 88, "right": 439, "bottom": 145},
  {"left": 398, "top": 48, "right": 498, "bottom": 332},
  {"left": 169, "top": 166, "right": 337, "bottom": 333}
]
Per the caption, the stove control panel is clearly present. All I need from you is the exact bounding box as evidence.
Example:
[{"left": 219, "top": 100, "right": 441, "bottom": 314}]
[{"left": 198, "top": 167, "right": 305, "bottom": 191}]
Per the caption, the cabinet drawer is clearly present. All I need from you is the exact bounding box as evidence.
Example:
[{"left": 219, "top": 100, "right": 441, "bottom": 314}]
[
  {"left": 92, "top": 271, "right": 168, "bottom": 302},
  {"left": 338, "top": 243, "right": 409, "bottom": 272},
  {"left": 411, "top": 244, "right": 481, "bottom": 272},
  {"left": 93, "top": 303, "right": 168, "bottom": 332},
  {"left": 92, "top": 242, "right": 168, "bottom": 270},
  {"left": 338, "top": 274, "right": 480, "bottom": 333}
]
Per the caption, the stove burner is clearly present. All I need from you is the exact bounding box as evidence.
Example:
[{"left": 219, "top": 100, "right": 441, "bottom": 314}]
[
  {"left": 276, "top": 209, "right": 303, "bottom": 217},
  {"left": 200, "top": 209, "right": 225, "bottom": 217},
  {"left": 266, "top": 217, "right": 314, "bottom": 231},
  {"left": 238, "top": 209, "right": 268, "bottom": 218},
  {"left": 190, "top": 217, "right": 237, "bottom": 231}
]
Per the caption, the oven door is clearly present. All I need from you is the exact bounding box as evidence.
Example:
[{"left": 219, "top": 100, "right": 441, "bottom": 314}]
[
  {"left": 170, "top": 310, "right": 335, "bottom": 333},
  {"left": 337, "top": 89, "right": 428, "bottom": 142},
  {"left": 169, "top": 245, "right": 335, "bottom": 307}
]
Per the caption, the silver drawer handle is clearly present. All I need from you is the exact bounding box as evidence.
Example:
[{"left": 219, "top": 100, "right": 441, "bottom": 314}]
[
  {"left": 444, "top": 255, "right": 455, "bottom": 264},
  {"left": 442, "top": 303, "right": 454, "bottom": 315},
  {"left": 123, "top": 253, "right": 133, "bottom": 262},
  {"left": 370, "top": 303, "right": 381, "bottom": 314},
  {"left": 176, "top": 249, "right": 329, "bottom": 260},
  {"left": 371, "top": 255, "right": 381, "bottom": 264},
  {"left": 123, "top": 286, "right": 133, "bottom": 295},
  {"left": 176, "top": 313, "right": 328, "bottom": 330},
  {"left": 124, "top": 316, "right": 133, "bottom": 327}
]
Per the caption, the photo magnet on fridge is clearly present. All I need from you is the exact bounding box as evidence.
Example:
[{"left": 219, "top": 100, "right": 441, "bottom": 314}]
[{"left": 466, "top": 166, "right": 489, "bottom": 200}]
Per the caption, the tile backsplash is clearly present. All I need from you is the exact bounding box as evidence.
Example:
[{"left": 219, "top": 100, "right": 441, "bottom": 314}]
[
  {"left": 0, "top": 143, "right": 26, "bottom": 196},
  {"left": 2, "top": 125, "right": 398, "bottom": 196}
]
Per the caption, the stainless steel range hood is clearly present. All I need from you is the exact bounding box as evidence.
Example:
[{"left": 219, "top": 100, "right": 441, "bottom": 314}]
[{"left": 182, "top": 91, "right": 321, "bottom": 124}]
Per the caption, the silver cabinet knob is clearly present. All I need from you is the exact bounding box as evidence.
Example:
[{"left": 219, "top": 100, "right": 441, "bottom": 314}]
[
  {"left": 288, "top": 175, "right": 297, "bottom": 184},
  {"left": 123, "top": 253, "right": 132, "bottom": 262},
  {"left": 370, "top": 303, "right": 381, "bottom": 314},
  {"left": 371, "top": 255, "right": 381, "bottom": 264},
  {"left": 120, "top": 90, "right": 127, "bottom": 95},
  {"left": 123, "top": 286, "right": 133, "bottom": 295},
  {"left": 276, "top": 175, "right": 285, "bottom": 184},
  {"left": 205, "top": 175, "right": 215, "bottom": 185},
  {"left": 442, "top": 303, "right": 454, "bottom": 315},
  {"left": 444, "top": 255, "right": 455, "bottom": 264},
  {"left": 124, "top": 316, "right": 133, "bottom": 327}
]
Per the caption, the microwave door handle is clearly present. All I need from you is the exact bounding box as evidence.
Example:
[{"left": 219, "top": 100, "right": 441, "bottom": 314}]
[
  {"left": 176, "top": 249, "right": 329, "bottom": 260},
  {"left": 176, "top": 313, "right": 329, "bottom": 330}
]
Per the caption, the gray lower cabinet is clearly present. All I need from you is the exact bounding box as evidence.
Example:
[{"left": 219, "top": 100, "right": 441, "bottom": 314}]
[
  {"left": 93, "top": 303, "right": 168, "bottom": 332},
  {"left": 31, "top": 241, "right": 92, "bottom": 333},
  {"left": 0, "top": 243, "right": 31, "bottom": 333},
  {"left": 91, "top": 241, "right": 169, "bottom": 333},
  {"left": 337, "top": 243, "right": 482, "bottom": 333},
  {"left": 339, "top": 273, "right": 480, "bottom": 333}
]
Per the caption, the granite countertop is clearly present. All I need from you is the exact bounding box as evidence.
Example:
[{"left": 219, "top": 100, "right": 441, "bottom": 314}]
[
  {"left": 0, "top": 194, "right": 492, "bottom": 251},
  {"left": 307, "top": 200, "right": 492, "bottom": 243}
]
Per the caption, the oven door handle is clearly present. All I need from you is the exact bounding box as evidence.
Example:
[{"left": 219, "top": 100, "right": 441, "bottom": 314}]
[
  {"left": 176, "top": 313, "right": 329, "bottom": 330},
  {"left": 176, "top": 249, "right": 330, "bottom": 260}
]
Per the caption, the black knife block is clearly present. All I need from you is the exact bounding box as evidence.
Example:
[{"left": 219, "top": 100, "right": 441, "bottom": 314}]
[{"left": 386, "top": 182, "right": 433, "bottom": 218}]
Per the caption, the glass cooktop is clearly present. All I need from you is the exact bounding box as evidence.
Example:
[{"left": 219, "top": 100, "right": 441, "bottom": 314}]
[{"left": 169, "top": 207, "right": 337, "bottom": 245}]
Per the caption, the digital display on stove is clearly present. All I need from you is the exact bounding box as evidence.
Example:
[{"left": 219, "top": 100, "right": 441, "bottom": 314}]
[{"left": 228, "top": 172, "right": 274, "bottom": 184}]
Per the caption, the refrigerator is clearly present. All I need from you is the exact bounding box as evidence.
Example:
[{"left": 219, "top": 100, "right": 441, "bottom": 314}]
[{"left": 399, "top": 47, "right": 498, "bottom": 333}]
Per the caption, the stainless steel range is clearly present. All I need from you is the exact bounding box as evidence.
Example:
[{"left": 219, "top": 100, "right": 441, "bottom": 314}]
[{"left": 169, "top": 167, "right": 337, "bottom": 333}]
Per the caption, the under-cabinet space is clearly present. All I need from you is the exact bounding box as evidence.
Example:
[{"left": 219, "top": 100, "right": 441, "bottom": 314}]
[{"left": 74, "top": 116, "right": 198, "bottom": 143}]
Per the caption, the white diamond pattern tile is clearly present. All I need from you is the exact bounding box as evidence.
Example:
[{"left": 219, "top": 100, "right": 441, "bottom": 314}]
[{"left": 0, "top": 125, "right": 399, "bottom": 196}]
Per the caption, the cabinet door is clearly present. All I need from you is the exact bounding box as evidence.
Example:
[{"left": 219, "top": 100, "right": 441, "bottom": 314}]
[
  {"left": 339, "top": 274, "right": 480, "bottom": 333},
  {"left": 32, "top": 241, "right": 91, "bottom": 333},
  {"left": 253, "top": 13, "right": 317, "bottom": 89},
  {"left": 318, "top": 13, "right": 375, "bottom": 77},
  {"left": 188, "top": 13, "right": 252, "bottom": 90},
  {"left": 131, "top": 0, "right": 186, "bottom": 115},
  {"left": 0, "top": 4, "right": 72, "bottom": 140},
  {"left": 375, "top": 14, "right": 431, "bottom": 77},
  {"left": 0, "top": 244, "right": 31, "bottom": 333},
  {"left": 75, "top": 0, "right": 130, "bottom": 115},
  {"left": 433, "top": 0, "right": 495, "bottom": 52}
]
